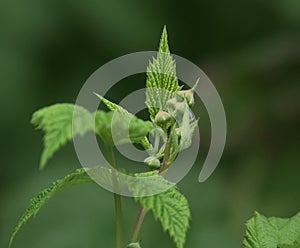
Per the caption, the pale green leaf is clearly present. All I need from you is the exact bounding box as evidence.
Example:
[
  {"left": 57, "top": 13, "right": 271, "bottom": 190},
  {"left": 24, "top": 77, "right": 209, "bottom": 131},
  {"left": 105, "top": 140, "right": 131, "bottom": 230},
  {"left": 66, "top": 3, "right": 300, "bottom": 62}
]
[
  {"left": 32, "top": 103, "right": 153, "bottom": 169},
  {"left": 94, "top": 92, "right": 129, "bottom": 114},
  {"left": 94, "top": 94, "right": 154, "bottom": 147},
  {"left": 146, "top": 26, "right": 181, "bottom": 119}
]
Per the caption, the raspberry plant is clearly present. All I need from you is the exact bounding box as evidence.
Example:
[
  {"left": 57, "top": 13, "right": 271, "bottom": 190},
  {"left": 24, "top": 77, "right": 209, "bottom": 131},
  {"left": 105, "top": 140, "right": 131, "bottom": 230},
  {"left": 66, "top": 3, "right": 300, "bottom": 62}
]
[
  {"left": 10, "top": 26, "right": 299, "bottom": 248},
  {"left": 9, "top": 26, "right": 197, "bottom": 248}
]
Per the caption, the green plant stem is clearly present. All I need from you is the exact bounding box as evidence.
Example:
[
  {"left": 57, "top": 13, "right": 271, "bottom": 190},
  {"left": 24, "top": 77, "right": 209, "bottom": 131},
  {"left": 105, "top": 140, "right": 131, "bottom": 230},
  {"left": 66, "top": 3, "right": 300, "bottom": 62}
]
[
  {"left": 130, "top": 205, "right": 147, "bottom": 243},
  {"left": 130, "top": 134, "right": 172, "bottom": 243},
  {"left": 107, "top": 146, "right": 123, "bottom": 248},
  {"left": 159, "top": 134, "right": 172, "bottom": 174}
]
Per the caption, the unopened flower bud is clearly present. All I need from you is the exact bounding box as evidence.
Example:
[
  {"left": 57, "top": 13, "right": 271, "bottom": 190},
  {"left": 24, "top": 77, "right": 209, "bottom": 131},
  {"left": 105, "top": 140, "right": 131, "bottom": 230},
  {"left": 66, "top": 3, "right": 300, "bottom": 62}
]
[
  {"left": 175, "top": 127, "right": 181, "bottom": 137},
  {"left": 154, "top": 110, "right": 173, "bottom": 126},
  {"left": 166, "top": 98, "right": 186, "bottom": 116},
  {"left": 176, "top": 78, "right": 199, "bottom": 107},
  {"left": 176, "top": 89, "right": 195, "bottom": 107},
  {"left": 144, "top": 156, "right": 160, "bottom": 168}
]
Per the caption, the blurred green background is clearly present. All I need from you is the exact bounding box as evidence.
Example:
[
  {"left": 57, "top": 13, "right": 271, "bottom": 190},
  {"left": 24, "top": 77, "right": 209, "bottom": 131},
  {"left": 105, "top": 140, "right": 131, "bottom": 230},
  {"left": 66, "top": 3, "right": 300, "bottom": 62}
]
[{"left": 1, "top": 0, "right": 299, "bottom": 247}]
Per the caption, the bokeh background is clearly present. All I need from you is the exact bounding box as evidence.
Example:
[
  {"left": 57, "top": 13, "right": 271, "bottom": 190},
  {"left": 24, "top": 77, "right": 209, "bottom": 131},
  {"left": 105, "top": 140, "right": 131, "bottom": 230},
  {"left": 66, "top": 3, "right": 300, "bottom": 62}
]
[{"left": 1, "top": 0, "right": 299, "bottom": 247}]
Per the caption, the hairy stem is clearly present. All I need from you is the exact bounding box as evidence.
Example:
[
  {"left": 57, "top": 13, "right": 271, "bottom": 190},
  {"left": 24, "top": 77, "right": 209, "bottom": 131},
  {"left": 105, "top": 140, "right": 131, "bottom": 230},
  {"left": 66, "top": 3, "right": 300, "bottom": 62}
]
[
  {"left": 130, "top": 134, "right": 172, "bottom": 243},
  {"left": 107, "top": 146, "right": 123, "bottom": 248}
]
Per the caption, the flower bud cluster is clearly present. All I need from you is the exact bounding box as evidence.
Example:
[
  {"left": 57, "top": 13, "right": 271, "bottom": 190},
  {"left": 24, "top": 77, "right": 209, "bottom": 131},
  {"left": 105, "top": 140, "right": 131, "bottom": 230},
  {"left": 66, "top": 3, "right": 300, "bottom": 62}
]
[{"left": 146, "top": 80, "right": 199, "bottom": 169}]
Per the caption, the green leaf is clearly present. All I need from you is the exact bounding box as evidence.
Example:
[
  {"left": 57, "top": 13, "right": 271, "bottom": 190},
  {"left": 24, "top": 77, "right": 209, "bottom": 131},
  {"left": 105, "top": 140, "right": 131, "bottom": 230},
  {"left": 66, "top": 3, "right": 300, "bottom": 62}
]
[
  {"left": 280, "top": 239, "right": 300, "bottom": 248},
  {"left": 243, "top": 211, "right": 300, "bottom": 248},
  {"left": 32, "top": 103, "right": 153, "bottom": 169},
  {"left": 96, "top": 110, "right": 154, "bottom": 147},
  {"left": 94, "top": 94, "right": 154, "bottom": 147},
  {"left": 277, "top": 212, "right": 300, "bottom": 246},
  {"left": 128, "top": 171, "right": 174, "bottom": 196},
  {"left": 130, "top": 172, "right": 191, "bottom": 248},
  {"left": 9, "top": 167, "right": 114, "bottom": 248},
  {"left": 31, "top": 103, "right": 94, "bottom": 169},
  {"left": 9, "top": 168, "right": 90, "bottom": 247},
  {"left": 243, "top": 212, "right": 279, "bottom": 248},
  {"left": 146, "top": 26, "right": 181, "bottom": 119},
  {"left": 94, "top": 92, "right": 129, "bottom": 114},
  {"left": 140, "top": 186, "right": 190, "bottom": 248}
]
